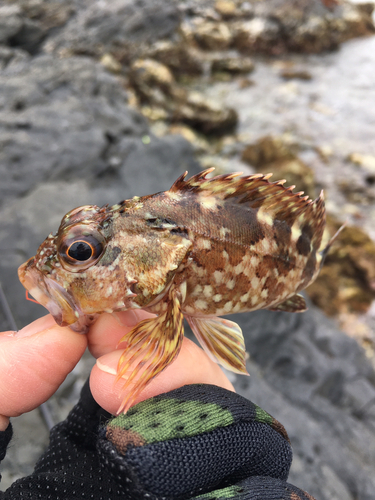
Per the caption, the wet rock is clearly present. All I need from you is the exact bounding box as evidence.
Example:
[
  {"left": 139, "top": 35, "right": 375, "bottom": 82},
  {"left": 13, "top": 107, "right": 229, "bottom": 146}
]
[
  {"left": 21, "top": 1, "right": 74, "bottom": 31},
  {"left": 129, "top": 58, "right": 175, "bottom": 104},
  {"left": 241, "top": 136, "right": 316, "bottom": 198},
  {"left": 214, "top": 0, "right": 238, "bottom": 18},
  {"left": 128, "top": 58, "right": 237, "bottom": 134},
  {"left": 189, "top": 19, "right": 233, "bottom": 50},
  {"left": 280, "top": 68, "right": 313, "bottom": 80},
  {"left": 234, "top": 305, "right": 375, "bottom": 500},
  {"left": 100, "top": 53, "right": 122, "bottom": 74},
  {"left": 0, "top": 53, "right": 199, "bottom": 211},
  {"left": 211, "top": 54, "right": 255, "bottom": 74},
  {"left": 0, "top": 4, "right": 46, "bottom": 54},
  {"left": 231, "top": 0, "right": 374, "bottom": 55},
  {"left": 307, "top": 218, "right": 375, "bottom": 316},
  {"left": 42, "top": 0, "right": 180, "bottom": 57},
  {"left": 174, "top": 90, "right": 238, "bottom": 134},
  {"left": 145, "top": 40, "right": 203, "bottom": 76},
  {"left": 233, "top": 18, "right": 282, "bottom": 55}
]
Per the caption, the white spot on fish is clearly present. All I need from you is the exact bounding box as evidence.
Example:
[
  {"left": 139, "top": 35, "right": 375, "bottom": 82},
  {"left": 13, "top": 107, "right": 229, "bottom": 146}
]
[
  {"left": 222, "top": 250, "right": 229, "bottom": 260},
  {"left": 192, "top": 285, "right": 203, "bottom": 297},
  {"left": 195, "top": 299, "right": 208, "bottom": 310},
  {"left": 291, "top": 224, "right": 301, "bottom": 242},
  {"left": 166, "top": 190, "right": 182, "bottom": 201},
  {"left": 234, "top": 261, "right": 245, "bottom": 275},
  {"left": 251, "top": 276, "right": 260, "bottom": 289},
  {"left": 213, "top": 270, "right": 224, "bottom": 285},
  {"left": 223, "top": 301, "right": 233, "bottom": 313},
  {"left": 240, "top": 292, "right": 250, "bottom": 303},
  {"left": 226, "top": 279, "right": 235, "bottom": 290},
  {"left": 261, "top": 288, "right": 268, "bottom": 299},
  {"left": 219, "top": 227, "right": 231, "bottom": 239},
  {"left": 199, "top": 195, "right": 217, "bottom": 210},
  {"left": 197, "top": 239, "right": 211, "bottom": 250},
  {"left": 262, "top": 239, "right": 270, "bottom": 252},
  {"left": 233, "top": 302, "right": 241, "bottom": 313},
  {"left": 257, "top": 210, "right": 273, "bottom": 226},
  {"left": 203, "top": 285, "right": 213, "bottom": 298},
  {"left": 213, "top": 294, "right": 222, "bottom": 302}
]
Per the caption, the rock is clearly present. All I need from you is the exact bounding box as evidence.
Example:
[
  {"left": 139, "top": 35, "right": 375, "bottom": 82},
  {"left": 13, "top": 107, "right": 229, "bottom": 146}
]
[
  {"left": 211, "top": 54, "right": 255, "bottom": 74},
  {"left": 0, "top": 53, "right": 199, "bottom": 210},
  {"left": 0, "top": 4, "right": 50, "bottom": 54},
  {"left": 190, "top": 19, "right": 233, "bottom": 50},
  {"left": 175, "top": 89, "right": 238, "bottom": 134},
  {"left": 128, "top": 58, "right": 237, "bottom": 134},
  {"left": 241, "top": 136, "right": 316, "bottom": 198},
  {"left": 233, "top": 305, "right": 375, "bottom": 500},
  {"left": 214, "top": 0, "right": 238, "bottom": 18},
  {"left": 234, "top": 18, "right": 282, "bottom": 55},
  {"left": 280, "top": 68, "right": 312, "bottom": 80},
  {"left": 145, "top": 40, "right": 203, "bottom": 76},
  {"left": 129, "top": 58, "right": 175, "bottom": 104},
  {"left": 100, "top": 53, "right": 122, "bottom": 73},
  {"left": 231, "top": 0, "right": 374, "bottom": 55},
  {"left": 42, "top": 0, "right": 181, "bottom": 57},
  {"left": 348, "top": 152, "right": 375, "bottom": 173},
  {"left": 306, "top": 218, "right": 375, "bottom": 316},
  {"left": 0, "top": 5, "right": 24, "bottom": 44}
]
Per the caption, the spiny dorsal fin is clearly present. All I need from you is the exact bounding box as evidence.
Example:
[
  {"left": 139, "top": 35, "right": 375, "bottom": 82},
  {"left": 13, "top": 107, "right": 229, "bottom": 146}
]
[{"left": 170, "top": 169, "right": 326, "bottom": 250}]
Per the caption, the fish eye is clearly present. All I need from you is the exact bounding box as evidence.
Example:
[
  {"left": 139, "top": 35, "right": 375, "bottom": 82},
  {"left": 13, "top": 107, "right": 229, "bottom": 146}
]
[
  {"left": 58, "top": 228, "right": 105, "bottom": 271},
  {"left": 67, "top": 240, "right": 94, "bottom": 261}
]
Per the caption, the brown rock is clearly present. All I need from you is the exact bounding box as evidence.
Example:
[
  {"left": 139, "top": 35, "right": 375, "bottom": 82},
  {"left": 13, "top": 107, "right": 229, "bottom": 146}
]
[
  {"left": 307, "top": 218, "right": 375, "bottom": 315},
  {"left": 212, "top": 55, "right": 255, "bottom": 74},
  {"left": 241, "top": 136, "right": 316, "bottom": 198},
  {"left": 145, "top": 40, "right": 203, "bottom": 76},
  {"left": 173, "top": 90, "right": 238, "bottom": 134},
  {"left": 191, "top": 20, "right": 233, "bottom": 50},
  {"left": 215, "top": 1, "right": 237, "bottom": 18},
  {"left": 129, "top": 58, "right": 175, "bottom": 104}
]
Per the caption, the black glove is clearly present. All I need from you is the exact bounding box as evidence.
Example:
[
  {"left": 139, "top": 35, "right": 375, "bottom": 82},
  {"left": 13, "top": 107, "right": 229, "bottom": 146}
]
[
  {"left": 0, "top": 382, "right": 315, "bottom": 500},
  {"left": 98, "top": 384, "right": 315, "bottom": 500}
]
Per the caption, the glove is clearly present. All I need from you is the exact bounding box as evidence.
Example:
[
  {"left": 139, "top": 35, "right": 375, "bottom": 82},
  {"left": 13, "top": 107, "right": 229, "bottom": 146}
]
[{"left": 98, "top": 384, "right": 315, "bottom": 500}]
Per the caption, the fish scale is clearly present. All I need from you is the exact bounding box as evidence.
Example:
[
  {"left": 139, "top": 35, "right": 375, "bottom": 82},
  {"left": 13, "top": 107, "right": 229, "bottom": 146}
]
[{"left": 18, "top": 169, "right": 339, "bottom": 412}]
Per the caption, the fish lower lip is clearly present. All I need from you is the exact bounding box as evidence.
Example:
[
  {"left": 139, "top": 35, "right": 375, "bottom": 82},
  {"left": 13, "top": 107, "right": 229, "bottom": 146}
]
[{"left": 18, "top": 262, "right": 81, "bottom": 327}]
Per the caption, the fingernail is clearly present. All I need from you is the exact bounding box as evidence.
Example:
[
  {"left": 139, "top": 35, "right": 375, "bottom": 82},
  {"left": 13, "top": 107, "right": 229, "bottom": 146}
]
[
  {"left": 96, "top": 350, "right": 121, "bottom": 376},
  {"left": 17, "top": 315, "right": 56, "bottom": 338},
  {"left": 113, "top": 309, "right": 154, "bottom": 328}
]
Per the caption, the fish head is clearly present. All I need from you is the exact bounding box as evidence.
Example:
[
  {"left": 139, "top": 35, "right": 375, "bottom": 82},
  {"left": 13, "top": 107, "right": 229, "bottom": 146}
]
[{"left": 18, "top": 204, "right": 138, "bottom": 333}]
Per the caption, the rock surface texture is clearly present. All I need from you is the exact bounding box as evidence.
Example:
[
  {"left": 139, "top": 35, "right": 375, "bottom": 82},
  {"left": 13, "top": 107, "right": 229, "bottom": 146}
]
[{"left": 1, "top": 1, "right": 375, "bottom": 499}]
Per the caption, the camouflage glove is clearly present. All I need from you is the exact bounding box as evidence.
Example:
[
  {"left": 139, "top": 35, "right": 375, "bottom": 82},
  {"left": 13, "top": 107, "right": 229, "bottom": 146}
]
[{"left": 98, "top": 384, "right": 315, "bottom": 500}]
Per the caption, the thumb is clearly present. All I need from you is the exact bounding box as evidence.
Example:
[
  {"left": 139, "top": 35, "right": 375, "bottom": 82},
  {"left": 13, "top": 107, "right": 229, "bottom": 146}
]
[{"left": 90, "top": 337, "right": 235, "bottom": 415}]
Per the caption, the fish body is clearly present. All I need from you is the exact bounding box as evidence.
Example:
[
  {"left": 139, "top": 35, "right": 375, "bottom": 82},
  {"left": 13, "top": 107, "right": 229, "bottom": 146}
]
[{"left": 19, "top": 169, "right": 329, "bottom": 411}]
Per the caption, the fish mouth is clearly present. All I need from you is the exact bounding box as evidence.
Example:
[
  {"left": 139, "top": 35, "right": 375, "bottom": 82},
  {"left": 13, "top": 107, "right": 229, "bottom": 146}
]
[{"left": 18, "top": 258, "right": 92, "bottom": 333}]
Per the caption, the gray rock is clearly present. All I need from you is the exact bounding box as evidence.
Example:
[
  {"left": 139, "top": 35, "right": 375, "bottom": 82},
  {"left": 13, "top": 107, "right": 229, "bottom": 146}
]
[{"left": 232, "top": 305, "right": 375, "bottom": 500}]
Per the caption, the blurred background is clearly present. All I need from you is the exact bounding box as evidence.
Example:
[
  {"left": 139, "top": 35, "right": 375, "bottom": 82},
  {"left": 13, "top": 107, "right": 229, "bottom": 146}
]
[{"left": 0, "top": 1, "right": 375, "bottom": 498}]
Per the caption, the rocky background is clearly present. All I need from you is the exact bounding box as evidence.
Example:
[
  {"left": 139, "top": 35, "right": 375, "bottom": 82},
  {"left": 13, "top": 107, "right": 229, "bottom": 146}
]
[{"left": 1, "top": 1, "right": 375, "bottom": 499}]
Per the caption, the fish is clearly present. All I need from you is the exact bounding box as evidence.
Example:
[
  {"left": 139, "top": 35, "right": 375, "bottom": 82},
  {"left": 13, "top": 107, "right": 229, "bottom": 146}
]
[{"left": 18, "top": 168, "right": 337, "bottom": 412}]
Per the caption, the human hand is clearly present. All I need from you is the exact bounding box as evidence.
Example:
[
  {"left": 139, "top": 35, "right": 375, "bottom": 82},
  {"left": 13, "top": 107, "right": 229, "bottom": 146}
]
[{"left": 0, "top": 311, "right": 234, "bottom": 431}]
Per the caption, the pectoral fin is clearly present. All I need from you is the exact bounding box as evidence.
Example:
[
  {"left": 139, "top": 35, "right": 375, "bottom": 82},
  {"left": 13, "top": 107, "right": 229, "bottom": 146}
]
[
  {"left": 116, "top": 288, "right": 184, "bottom": 413},
  {"left": 269, "top": 293, "right": 307, "bottom": 313},
  {"left": 186, "top": 316, "right": 248, "bottom": 375}
]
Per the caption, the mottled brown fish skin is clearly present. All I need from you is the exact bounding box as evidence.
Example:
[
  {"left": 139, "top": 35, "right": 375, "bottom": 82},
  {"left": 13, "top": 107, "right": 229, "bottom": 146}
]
[{"left": 101, "top": 169, "right": 326, "bottom": 319}]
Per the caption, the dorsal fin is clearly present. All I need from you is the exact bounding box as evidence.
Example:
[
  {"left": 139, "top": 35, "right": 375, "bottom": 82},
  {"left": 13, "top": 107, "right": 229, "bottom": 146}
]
[{"left": 170, "top": 169, "right": 325, "bottom": 250}]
